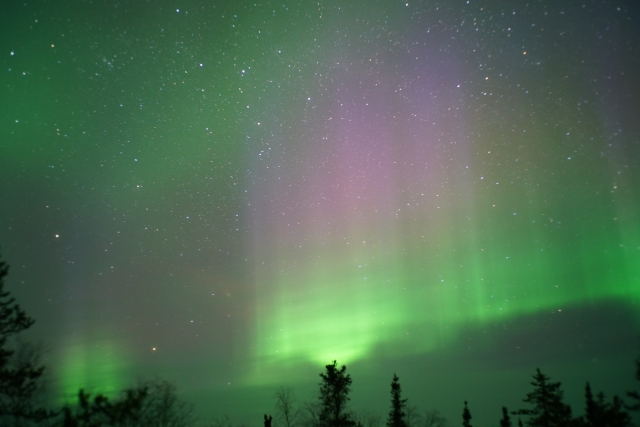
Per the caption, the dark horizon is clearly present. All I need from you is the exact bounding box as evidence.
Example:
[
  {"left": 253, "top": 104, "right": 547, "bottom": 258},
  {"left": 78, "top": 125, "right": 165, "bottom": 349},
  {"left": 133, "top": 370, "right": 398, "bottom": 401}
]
[{"left": 3, "top": 251, "right": 639, "bottom": 425}]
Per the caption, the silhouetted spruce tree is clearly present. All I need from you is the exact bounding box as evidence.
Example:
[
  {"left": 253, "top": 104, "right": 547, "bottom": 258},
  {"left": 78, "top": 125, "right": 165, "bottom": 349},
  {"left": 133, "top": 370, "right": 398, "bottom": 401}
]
[
  {"left": 462, "top": 401, "right": 472, "bottom": 427},
  {"left": 318, "top": 360, "right": 355, "bottom": 427},
  {"left": 584, "top": 382, "right": 632, "bottom": 427},
  {"left": 584, "top": 382, "right": 597, "bottom": 426},
  {"left": 0, "top": 251, "right": 48, "bottom": 423},
  {"left": 627, "top": 353, "right": 640, "bottom": 412},
  {"left": 608, "top": 395, "right": 632, "bottom": 427},
  {"left": 516, "top": 368, "right": 572, "bottom": 427},
  {"left": 500, "top": 407, "right": 512, "bottom": 427},
  {"left": 386, "top": 374, "right": 407, "bottom": 427},
  {"left": 585, "top": 382, "right": 607, "bottom": 427}
]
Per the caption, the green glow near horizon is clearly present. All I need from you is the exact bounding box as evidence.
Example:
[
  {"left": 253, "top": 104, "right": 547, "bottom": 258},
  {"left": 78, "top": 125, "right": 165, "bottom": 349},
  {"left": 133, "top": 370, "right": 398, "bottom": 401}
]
[
  {"left": 3, "top": 1, "right": 639, "bottom": 410},
  {"left": 59, "top": 338, "right": 129, "bottom": 402},
  {"left": 249, "top": 174, "right": 640, "bottom": 384}
]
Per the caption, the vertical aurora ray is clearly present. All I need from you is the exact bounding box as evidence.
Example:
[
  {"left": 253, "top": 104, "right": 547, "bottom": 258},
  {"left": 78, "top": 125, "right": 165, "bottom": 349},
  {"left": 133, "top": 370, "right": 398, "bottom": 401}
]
[
  {"left": 1, "top": 1, "right": 640, "bottom": 421},
  {"left": 58, "top": 335, "right": 130, "bottom": 401},
  {"left": 245, "top": 14, "right": 640, "bottom": 382}
]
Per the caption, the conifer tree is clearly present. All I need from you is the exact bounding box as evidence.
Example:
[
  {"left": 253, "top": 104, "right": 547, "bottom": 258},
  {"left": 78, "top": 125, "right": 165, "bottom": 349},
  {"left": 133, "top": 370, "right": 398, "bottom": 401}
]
[
  {"left": 584, "top": 382, "right": 631, "bottom": 427},
  {"left": 516, "top": 368, "right": 572, "bottom": 427},
  {"left": 500, "top": 407, "right": 512, "bottom": 427},
  {"left": 627, "top": 353, "right": 640, "bottom": 412},
  {"left": 318, "top": 360, "right": 355, "bottom": 427},
  {"left": 608, "top": 395, "right": 632, "bottom": 427},
  {"left": 585, "top": 382, "right": 603, "bottom": 427},
  {"left": 0, "top": 251, "right": 48, "bottom": 423},
  {"left": 386, "top": 374, "right": 407, "bottom": 427},
  {"left": 462, "top": 401, "right": 472, "bottom": 427}
]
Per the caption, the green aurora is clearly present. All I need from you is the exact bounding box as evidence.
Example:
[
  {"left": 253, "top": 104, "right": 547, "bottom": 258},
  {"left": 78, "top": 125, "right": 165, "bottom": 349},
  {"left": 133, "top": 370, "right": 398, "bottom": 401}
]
[{"left": 1, "top": 0, "right": 639, "bottom": 424}]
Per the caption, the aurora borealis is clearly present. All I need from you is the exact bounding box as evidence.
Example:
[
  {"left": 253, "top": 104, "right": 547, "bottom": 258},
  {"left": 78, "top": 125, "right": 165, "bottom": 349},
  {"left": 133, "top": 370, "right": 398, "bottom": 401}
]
[{"left": 1, "top": 0, "right": 640, "bottom": 424}]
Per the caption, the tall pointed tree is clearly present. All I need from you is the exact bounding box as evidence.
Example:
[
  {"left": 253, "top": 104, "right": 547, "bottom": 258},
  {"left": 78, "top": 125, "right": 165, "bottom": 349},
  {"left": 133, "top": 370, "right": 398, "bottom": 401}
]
[
  {"left": 386, "top": 374, "right": 407, "bottom": 427},
  {"left": 462, "top": 401, "right": 472, "bottom": 427},
  {"left": 500, "top": 407, "right": 512, "bottom": 427},
  {"left": 318, "top": 360, "right": 355, "bottom": 427},
  {"left": 608, "top": 395, "right": 632, "bottom": 427},
  {"left": 516, "top": 368, "right": 572, "bottom": 427},
  {"left": 584, "top": 381, "right": 608, "bottom": 427},
  {"left": 584, "top": 382, "right": 631, "bottom": 427}
]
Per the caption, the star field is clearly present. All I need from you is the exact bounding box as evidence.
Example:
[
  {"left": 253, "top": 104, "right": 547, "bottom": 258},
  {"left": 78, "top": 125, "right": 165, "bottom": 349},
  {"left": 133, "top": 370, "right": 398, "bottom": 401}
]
[{"left": 1, "top": 1, "right": 639, "bottom": 425}]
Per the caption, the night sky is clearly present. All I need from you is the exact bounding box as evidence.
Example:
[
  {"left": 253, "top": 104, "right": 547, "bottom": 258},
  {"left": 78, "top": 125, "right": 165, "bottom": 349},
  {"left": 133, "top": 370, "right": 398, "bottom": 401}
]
[{"left": 1, "top": 0, "right": 640, "bottom": 425}]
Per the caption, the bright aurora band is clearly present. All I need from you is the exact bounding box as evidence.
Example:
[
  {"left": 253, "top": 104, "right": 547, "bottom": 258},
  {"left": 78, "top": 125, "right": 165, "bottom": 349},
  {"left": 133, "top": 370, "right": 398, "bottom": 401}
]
[{"left": 1, "top": 0, "right": 640, "bottom": 425}]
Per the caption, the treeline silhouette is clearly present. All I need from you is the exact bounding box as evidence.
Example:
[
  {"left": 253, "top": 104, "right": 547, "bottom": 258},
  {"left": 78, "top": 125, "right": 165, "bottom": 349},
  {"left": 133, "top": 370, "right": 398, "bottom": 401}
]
[{"left": 1, "top": 251, "right": 639, "bottom": 427}]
